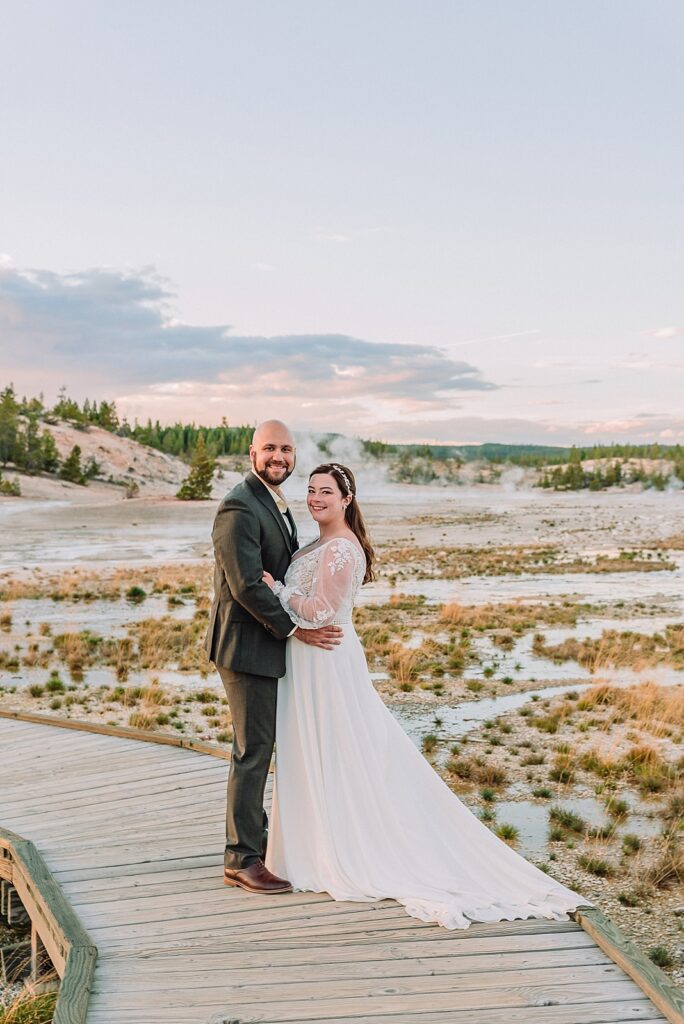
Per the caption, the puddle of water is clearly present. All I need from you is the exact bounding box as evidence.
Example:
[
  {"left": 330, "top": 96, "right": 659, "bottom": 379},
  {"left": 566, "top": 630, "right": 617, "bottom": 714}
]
[
  {"left": 541, "top": 616, "right": 682, "bottom": 643},
  {"left": 0, "top": 665, "right": 218, "bottom": 693},
  {"left": 390, "top": 675, "right": 683, "bottom": 748},
  {"left": 359, "top": 556, "right": 684, "bottom": 614},
  {"left": 490, "top": 797, "right": 662, "bottom": 860},
  {"left": 463, "top": 632, "right": 683, "bottom": 686},
  {"left": 1, "top": 516, "right": 212, "bottom": 569},
  {"left": 0, "top": 596, "right": 196, "bottom": 638}
]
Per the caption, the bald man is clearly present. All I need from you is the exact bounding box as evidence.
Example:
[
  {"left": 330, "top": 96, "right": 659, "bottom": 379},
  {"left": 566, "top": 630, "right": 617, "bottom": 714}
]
[{"left": 205, "top": 420, "right": 341, "bottom": 894}]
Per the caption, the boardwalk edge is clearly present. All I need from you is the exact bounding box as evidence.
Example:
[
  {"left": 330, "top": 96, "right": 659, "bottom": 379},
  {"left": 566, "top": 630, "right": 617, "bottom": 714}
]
[
  {"left": 0, "top": 706, "right": 230, "bottom": 759},
  {"left": 573, "top": 906, "right": 684, "bottom": 1024},
  {"left": 0, "top": 825, "right": 97, "bottom": 1024}
]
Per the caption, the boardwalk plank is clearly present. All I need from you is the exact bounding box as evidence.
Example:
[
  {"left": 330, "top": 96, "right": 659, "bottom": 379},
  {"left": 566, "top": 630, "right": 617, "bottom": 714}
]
[
  {"left": 80, "top": 978, "right": 649, "bottom": 1016},
  {"left": 0, "top": 717, "right": 676, "bottom": 1024},
  {"left": 93, "top": 958, "right": 622, "bottom": 999},
  {"left": 93, "top": 949, "right": 616, "bottom": 989}
]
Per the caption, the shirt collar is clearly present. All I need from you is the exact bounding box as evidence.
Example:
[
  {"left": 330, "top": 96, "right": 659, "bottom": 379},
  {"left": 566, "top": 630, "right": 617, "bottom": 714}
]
[{"left": 261, "top": 479, "right": 289, "bottom": 514}]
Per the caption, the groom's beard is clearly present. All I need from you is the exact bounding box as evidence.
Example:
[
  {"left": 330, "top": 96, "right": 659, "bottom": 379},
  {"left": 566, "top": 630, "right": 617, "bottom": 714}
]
[{"left": 253, "top": 459, "right": 295, "bottom": 487}]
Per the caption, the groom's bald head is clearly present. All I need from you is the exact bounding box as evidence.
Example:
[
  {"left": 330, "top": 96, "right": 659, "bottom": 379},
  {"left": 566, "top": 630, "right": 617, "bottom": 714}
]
[{"left": 250, "top": 420, "right": 296, "bottom": 486}]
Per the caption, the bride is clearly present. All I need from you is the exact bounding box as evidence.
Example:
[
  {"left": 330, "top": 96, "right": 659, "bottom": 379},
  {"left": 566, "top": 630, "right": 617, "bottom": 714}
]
[{"left": 262, "top": 463, "right": 586, "bottom": 930}]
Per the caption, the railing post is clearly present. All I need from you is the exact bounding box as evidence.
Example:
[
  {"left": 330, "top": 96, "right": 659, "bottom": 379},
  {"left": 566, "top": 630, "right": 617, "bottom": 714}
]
[{"left": 30, "top": 921, "right": 58, "bottom": 993}]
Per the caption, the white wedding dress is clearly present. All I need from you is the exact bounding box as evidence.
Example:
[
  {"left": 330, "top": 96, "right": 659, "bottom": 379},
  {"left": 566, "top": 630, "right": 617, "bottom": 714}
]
[{"left": 267, "top": 536, "right": 586, "bottom": 929}]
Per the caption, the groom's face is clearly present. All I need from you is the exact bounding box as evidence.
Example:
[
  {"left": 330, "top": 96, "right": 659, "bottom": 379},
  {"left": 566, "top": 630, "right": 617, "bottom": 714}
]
[{"left": 250, "top": 423, "right": 296, "bottom": 486}]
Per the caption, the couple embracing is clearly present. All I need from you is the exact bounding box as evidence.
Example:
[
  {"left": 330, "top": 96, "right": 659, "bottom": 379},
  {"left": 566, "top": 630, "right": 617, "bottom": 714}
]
[{"left": 205, "top": 420, "right": 585, "bottom": 929}]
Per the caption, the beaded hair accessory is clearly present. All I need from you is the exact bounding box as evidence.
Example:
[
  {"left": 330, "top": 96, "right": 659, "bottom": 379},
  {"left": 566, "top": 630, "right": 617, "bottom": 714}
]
[{"left": 332, "top": 464, "right": 353, "bottom": 496}]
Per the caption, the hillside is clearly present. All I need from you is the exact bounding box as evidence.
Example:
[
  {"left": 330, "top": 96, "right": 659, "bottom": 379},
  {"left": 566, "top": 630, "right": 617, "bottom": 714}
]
[{"left": 0, "top": 420, "right": 237, "bottom": 503}]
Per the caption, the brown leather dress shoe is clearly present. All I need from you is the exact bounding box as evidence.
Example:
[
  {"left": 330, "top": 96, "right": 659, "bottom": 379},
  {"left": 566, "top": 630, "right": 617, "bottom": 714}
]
[{"left": 224, "top": 859, "right": 292, "bottom": 894}]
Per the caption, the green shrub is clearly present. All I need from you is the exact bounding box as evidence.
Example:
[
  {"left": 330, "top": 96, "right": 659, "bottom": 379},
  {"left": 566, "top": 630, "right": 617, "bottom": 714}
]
[
  {"left": 577, "top": 853, "right": 614, "bottom": 877},
  {"left": 495, "top": 822, "right": 519, "bottom": 842},
  {"left": 549, "top": 805, "right": 586, "bottom": 833},
  {"left": 648, "top": 946, "right": 673, "bottom": 968},
  {"left": 622, "top": 833, "right": 642, "bottom": 854},
  {"left": 422, "top": 733, "right": 439, "bottom": 754}
]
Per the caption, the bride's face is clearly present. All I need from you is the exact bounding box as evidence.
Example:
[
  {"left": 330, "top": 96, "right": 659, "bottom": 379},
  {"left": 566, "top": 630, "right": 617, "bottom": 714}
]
[{"left": 307, "top": 473, "right": 348, "bottom": 527}]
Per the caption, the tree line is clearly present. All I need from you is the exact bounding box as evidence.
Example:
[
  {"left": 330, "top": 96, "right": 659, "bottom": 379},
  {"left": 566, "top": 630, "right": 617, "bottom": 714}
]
[
  {"left": 46, "top": 387, "right": 253, "bottom": 458},
  {"left": 0, "top": 385, "right": 103, "bottom": 492},
  {"left": 538, "top": 446, "right": 684, "bottom": 491},
  {"left": 0, "top": 384, "right": 223, "bottom": 499},
  {"left": 2, "top": 383, "right": 683, "bottom": 496}
]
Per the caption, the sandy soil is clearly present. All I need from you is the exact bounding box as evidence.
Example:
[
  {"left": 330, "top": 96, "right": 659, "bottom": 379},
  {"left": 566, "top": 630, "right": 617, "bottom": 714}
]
[{"left": 1, "top": 477, "right": 682, "bottom": 567}]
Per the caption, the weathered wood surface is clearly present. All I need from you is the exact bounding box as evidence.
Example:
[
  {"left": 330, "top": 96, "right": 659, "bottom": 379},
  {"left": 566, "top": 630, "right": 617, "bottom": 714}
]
[
  {"left": 0, "top": 824, "right": 97, "bottom": 1024},
  {"left": 0, "top": 717, "right": 678, "bottom": 1024}
]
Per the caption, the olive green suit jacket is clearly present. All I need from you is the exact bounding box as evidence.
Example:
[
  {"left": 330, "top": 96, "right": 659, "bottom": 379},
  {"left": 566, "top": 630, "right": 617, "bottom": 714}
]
[{"left": 204, "top": 472, "right": 299, "bottom": 678}]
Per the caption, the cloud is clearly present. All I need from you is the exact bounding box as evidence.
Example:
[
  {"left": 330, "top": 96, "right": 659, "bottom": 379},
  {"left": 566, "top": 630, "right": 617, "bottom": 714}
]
[
  {"left": 365, "top": 413, "right": 684, "bottom": 446},
  {"left": 611, "top": 356, "right": 684, "bottom": 372},
  {"left": 312, "top": 226, "right": 388, "bottom": 244},
  {"left": 643, "top": 326, "right": 681, "bottom": 339},
  {"left": 581, "top": 415, "right": 684, "bottom": 439},
  {"left": 0, "top": 264, "right": 497, "bottom": 416}
]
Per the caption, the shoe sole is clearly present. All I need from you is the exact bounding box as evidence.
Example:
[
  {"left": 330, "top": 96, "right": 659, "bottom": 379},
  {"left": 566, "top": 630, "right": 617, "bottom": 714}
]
[{"left": 224, "top": 876, "right": 292, "bottom": 894}]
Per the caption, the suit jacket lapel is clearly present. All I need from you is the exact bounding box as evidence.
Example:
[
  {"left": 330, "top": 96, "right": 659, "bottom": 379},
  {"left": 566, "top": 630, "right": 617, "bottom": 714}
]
[
  {"left": 285, "top": 507, "right": 298, "bottom": 553},
  {"left": 246, "top": 472, "right": 293, "bottom": 551}
]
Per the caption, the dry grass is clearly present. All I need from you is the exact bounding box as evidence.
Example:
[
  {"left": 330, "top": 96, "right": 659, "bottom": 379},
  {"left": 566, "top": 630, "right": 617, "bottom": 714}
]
[
  {"left": 549, "top": 751, "right": 576, "bottom": 783},
  {"left": 379, "top": 544, "right": 675, "bottom": 580},
  {"left": 645, "top": 838, "right": 684, "bottom": 888},
  {"left": 652, "top": 531, "right": 684, "bottom": 550},
  {"left": 534, "top": 626, "right": 684, "bottom": 672},
  {"left": 0, "top": 564, "right": 212, "bottom": 602},
  {"left": 570, "top": 701, "right": 682, "bottom": 795},
  {"left": 31, "top": 606, "right": 209, "bottom": 679},
  {"left": 129, "top": 615, "right": 210, "bottom": 672},
  {"left": 128, "top": 710, "right": 158, "bottom": 730},
  {"left": 0, "top": 984, "right": 57, "bottom": 1023},
  {"left": 446, "top": 755, "right": 508, "bottom": 787},
  {"left": 45, "top": 613, "right": 211, "bottom": 679},
  {"left": 355, "top": 624, "right": 396, "bottom": 659},
  {"left": 438, "top": 600, "right": 583, "bottom": 631},
  {"left": 578, "top": 681, "right": 684, "bottom": 735},
  {"left": 386, "top": 644, "right": 425, "bottom": 685}
]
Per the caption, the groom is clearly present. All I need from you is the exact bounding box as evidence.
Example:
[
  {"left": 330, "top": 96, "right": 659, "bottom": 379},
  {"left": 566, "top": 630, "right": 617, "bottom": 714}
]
[{"left": 205, "top": 419, "right": 342, "bottom": 894}]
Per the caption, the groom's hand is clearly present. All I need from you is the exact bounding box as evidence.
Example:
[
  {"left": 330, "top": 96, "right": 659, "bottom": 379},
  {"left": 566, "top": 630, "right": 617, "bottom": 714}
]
[{"left": 294, "top": 625, "right": 343, "bottom": 650}]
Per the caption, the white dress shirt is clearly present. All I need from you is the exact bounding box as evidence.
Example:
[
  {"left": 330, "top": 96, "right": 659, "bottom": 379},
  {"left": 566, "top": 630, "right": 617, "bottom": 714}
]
[
  {"left": 262, "top": 480, "right": 297, "bottom": 635},
  {"left": 262, "top": 481, "right": 292, "bottom": 534}
]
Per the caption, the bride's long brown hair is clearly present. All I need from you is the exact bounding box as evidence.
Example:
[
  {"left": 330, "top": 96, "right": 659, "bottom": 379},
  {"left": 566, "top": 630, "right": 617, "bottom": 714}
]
[{"left": 309, "top": 463, "right": 375, "bottom": 584}]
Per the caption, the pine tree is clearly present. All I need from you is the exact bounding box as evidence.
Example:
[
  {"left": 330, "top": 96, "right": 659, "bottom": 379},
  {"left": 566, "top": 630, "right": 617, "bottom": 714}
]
[
  {"left": 23, "top": 413, "right": 44, "bottom": 474},
  {"left": 41, "top": 430, "right": 60, "bottom": 473},
  {"left": 0, "top": 385, "right": 19, "bottom": 465},
  {"left": 176, "top": 435, "right": 216, "bottom": 500},
  {"left": 60, "top": 445, "right": 87, "bottom": 485},
  {"left": 53, "top": 387, "right": 85, "bottom": 425},
  {"left": 97, "top": 400, "right": 119, "bottom": 431}
]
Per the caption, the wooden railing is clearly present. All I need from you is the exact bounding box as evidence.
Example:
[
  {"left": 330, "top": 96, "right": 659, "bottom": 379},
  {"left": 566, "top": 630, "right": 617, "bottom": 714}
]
[{"left": 0, "top": 826, "right": 96, "bottom": 1024}]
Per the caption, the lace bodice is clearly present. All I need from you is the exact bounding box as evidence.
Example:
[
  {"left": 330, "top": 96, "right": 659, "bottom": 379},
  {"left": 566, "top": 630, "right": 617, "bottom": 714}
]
[{"left": 272, "top": 537, "right": 366, "bottom": 628}]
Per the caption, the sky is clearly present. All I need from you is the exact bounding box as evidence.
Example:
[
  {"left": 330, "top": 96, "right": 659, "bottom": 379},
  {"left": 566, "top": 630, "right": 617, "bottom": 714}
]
[{"left": 1, "top": 0, "right": 682, "bottom": 446}]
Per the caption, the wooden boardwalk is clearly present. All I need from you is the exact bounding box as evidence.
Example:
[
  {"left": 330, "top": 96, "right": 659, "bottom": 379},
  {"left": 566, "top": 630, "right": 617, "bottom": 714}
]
[{"left": 0, "top": 717, "right": 677, "bottom": 1024}]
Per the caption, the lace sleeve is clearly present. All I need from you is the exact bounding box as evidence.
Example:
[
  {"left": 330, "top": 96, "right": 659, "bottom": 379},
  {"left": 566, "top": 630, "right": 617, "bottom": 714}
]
[{"left": 273, "top": 539, "right": 358, "bottom": 629}]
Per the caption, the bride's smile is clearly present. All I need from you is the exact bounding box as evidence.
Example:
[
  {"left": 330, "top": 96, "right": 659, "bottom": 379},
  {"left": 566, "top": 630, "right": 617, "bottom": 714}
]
[{"left": 307, "top": 474, "right": 350, "bottom": 529}]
